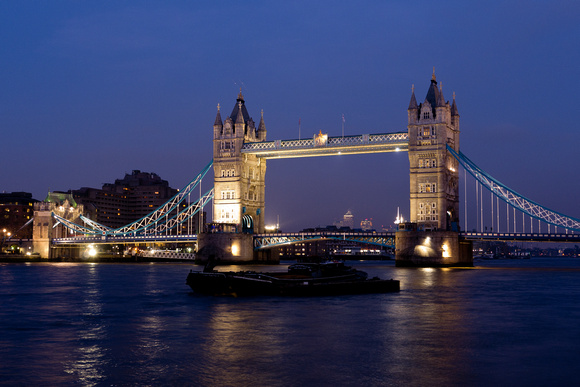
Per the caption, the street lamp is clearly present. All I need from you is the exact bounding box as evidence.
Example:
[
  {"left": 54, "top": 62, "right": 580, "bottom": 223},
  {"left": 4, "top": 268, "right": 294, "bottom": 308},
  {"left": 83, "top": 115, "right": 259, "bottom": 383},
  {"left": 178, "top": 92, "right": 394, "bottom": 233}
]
[{"left": 1, "top": 229, "right": 11, "bottom": 254}]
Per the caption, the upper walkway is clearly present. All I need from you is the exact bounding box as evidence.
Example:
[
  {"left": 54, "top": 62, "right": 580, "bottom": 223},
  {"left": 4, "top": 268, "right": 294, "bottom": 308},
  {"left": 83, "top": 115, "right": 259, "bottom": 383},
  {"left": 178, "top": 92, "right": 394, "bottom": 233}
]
[{"left": 241, "top": 132, "right": 409, "bottom": 159}]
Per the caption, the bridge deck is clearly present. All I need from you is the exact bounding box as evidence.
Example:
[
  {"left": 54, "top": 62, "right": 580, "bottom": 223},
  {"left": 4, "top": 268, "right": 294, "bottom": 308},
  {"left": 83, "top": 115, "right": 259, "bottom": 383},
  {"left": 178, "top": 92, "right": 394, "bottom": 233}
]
[
  {"left": 241, "top": 132, "right": 409, "bottom": 159},
  {"left": 254, "top": 231, "right": 396, "bottom": 249},
  {"left": 52, "top": 234, "right": 198, "bottom": 245},
  {"left": 461, "top": 232, "right": 580, "bottom": 243}
]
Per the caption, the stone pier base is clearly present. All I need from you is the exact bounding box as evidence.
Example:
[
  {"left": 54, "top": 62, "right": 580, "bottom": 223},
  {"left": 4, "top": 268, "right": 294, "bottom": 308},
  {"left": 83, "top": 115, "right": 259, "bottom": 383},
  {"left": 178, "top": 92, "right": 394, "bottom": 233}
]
[
  {"left": 395, "top": 227, "right": 472, "bottom": 267},
  {"left": 196, "top": 233, "right": 279, "bottom": 264}
]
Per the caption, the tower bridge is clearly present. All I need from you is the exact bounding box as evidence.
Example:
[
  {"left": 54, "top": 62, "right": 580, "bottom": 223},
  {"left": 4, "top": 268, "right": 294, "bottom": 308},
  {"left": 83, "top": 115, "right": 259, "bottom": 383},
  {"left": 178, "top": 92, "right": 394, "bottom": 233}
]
[{"left": 34, "top": 71, "right": 580, "bottom": 266}]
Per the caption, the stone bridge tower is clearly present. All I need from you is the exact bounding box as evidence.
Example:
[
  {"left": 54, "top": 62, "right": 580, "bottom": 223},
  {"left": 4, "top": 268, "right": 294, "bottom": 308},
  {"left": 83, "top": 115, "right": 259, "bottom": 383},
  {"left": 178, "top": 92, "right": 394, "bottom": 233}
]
[
  {"left": 407, "top": 71, "right": 460, "bottom": 231},
  {"left": 397, "top": 71, "right": 472, "bottom": 267},
  {"left": 212, "top": 91, "right": 267, "bottom": 233}
]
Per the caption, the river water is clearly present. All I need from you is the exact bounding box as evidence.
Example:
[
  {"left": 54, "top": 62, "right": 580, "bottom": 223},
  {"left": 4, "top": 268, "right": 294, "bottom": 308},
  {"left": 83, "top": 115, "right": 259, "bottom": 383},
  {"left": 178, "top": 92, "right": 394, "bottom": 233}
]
[{"left": 1, "top": 258, "right": 579, "bottom": 386}]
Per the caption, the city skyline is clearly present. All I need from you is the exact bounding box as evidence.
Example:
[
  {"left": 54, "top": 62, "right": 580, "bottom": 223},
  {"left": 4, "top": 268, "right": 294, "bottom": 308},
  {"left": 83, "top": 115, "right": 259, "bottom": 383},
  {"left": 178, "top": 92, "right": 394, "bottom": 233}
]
[{"left": 1, "top": 1, "right": 579, "bottom": 232}]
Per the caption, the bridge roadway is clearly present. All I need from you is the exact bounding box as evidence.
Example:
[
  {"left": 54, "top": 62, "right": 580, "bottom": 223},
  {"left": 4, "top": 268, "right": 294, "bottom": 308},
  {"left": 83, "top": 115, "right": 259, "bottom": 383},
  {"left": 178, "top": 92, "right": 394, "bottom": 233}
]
[
  {"left": 241, "top": 132, "right": 409, "bottom": 158},
  {"left": 50, "top": 230, "right": 579, "bottom": 249},
  {"left": 253, "top": 231, "right": 397, "bottom": 249},
  {"left": 460, "top": 232, "right": 580, "bottom": 243},
  {"left": 52, "top": 234, "right": 198, "bottom": 245}
]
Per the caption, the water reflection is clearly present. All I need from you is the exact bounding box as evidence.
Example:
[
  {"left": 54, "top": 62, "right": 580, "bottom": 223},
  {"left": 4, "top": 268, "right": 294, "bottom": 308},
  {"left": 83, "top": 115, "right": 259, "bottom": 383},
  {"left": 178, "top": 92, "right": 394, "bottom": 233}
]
[
  {"left": 196, "top": 301, "right": 285, "bottom": 385},
  {"left": 63, "top": 264, "right": 108, "bottom": 386},
  {"left": 385, "top": 268, "right": 474, "bottom": 385},
  {"left": 3, "top": 260, "right": 580, "bottom": 385}
]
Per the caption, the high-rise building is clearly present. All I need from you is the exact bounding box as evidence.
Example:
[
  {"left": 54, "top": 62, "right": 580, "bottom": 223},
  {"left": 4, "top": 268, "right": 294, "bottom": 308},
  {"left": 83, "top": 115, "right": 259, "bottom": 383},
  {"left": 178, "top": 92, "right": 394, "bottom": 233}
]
[
  {"left": 334, "top": 210, "right": 355, "bottom": 229},
  {"left": 70, "top": 170, "right": 178, "bottom": 229},
  {"left": 342, "top": 210, "right": 354, "bottom": 229},
  {"left": 0, "top": 192, "right": 38, "bottom": 239}
]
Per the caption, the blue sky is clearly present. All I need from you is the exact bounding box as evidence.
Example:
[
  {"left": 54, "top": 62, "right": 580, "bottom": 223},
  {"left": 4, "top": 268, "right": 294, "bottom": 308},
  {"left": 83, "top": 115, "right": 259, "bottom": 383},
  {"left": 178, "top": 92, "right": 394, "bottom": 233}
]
[{"left": 1, "top": 0, "right": 579, "bottom": 232}]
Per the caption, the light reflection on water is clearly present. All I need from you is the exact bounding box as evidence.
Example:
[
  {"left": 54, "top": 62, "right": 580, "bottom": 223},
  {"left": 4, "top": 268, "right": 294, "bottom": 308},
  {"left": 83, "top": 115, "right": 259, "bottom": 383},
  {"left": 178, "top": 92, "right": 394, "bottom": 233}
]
[
  {"left": 1, "top": 259, "right": 580, "bottom": 386},
  {"left": 63, "top": 263, "right": 107, "bottom": 387}
]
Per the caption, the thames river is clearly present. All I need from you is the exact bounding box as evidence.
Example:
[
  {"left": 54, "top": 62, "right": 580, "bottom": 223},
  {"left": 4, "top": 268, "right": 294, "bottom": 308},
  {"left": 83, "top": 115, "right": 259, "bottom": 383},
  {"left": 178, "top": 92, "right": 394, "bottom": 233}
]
[{"left": 1, "top": 258, "right": 579, "bottom": 386}]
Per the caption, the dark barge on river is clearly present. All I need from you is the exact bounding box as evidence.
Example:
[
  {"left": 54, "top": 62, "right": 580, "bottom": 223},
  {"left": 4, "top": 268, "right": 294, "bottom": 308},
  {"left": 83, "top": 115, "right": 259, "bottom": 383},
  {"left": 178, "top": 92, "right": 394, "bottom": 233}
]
[{"left": 186, "top": 261, "right": 400, "bottom": 296}]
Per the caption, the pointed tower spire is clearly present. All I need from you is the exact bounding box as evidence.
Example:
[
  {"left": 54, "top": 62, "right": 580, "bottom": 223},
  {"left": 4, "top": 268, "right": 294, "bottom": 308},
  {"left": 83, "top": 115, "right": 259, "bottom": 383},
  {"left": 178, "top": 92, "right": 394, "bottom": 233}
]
[
  {"left": 437, "top": 82, "right": 446, "bottom": 107},
  {"left": 408, "top": 84, "right": 418, "bottom": 110},
  {"left": 425, "top": 72, "right": 440, "bottom": 109},
  {"left": 451, "top": 91, "right": 459, "bottom": 116},
  {"left": 235, "top": 101, "right": 245, "bottom": 124},
  {"left": 214, "top": 103, "right": 223, "bottom": 126},
  {"left": 258, "top": 109, "right": 266, "bottom": 131},
  {"left": 256, "top": 109, "right": 267, "bottom": 141}
]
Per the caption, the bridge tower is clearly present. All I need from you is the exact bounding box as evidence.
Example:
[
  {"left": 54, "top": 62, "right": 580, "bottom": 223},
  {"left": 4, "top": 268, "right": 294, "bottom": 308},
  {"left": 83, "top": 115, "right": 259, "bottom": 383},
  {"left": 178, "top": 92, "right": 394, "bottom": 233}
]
[
  {"left": 407, "top": 70, "right": 460, "bottom": 230},
  {"left": 396, "top": 71, "right": 472, "bottom": 266},
  {"left": 198, "top": 91, "right": 271, "bottom": 263},
  {"left": 212, "top": 91, "right": 267, "bottom": 233}
]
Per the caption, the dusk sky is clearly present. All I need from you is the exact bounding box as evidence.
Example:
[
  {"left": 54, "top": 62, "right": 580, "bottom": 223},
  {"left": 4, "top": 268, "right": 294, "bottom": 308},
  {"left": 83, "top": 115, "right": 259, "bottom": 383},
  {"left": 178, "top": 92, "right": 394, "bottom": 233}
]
[{"left": 1, "top": 1, "right": 579, "bottom": 232}]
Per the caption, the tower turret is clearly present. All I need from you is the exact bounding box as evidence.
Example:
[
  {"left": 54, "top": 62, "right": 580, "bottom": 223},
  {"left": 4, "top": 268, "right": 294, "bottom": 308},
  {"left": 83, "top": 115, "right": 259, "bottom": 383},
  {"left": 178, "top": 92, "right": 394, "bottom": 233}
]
[
  {"left": 408, "top": 85, "right": 419, "bottom": 124},
  {"left": 257, "top": 109, "right": 267, "bottom": 141},
  {"left": 213, "top": 103, "right": 223, "bottom": 139}
]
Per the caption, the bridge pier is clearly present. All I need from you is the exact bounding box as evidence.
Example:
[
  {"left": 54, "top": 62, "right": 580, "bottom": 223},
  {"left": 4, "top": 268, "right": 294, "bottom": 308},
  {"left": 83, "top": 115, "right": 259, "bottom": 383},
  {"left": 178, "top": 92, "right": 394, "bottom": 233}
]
[
  {"left": 395, "top": 223, "right": 472, "bottom": 267},
  {"left": 196, "top": 232, "right": 279, "bottom": 264}
]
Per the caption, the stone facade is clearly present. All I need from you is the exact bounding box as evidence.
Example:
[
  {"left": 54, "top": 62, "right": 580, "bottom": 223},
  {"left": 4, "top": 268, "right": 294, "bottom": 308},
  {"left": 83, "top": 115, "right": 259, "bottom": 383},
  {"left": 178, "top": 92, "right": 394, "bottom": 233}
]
[
  {"left": 33, "top": 193, "right": 85, "bottom": 258},
  {"left": 212, "top": 91, "right": 267, "bottom": 233},
  {"left": 395, "top": 223, "right": 472, "bottom": 267},
  {"left": 407, "top": 71, "right": 460, "bottom": 231}
]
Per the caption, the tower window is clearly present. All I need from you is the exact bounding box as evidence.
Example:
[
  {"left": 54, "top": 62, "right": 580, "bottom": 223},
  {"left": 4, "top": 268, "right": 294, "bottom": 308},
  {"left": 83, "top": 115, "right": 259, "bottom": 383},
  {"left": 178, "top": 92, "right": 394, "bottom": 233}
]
[
  {"left": 221, "top": 189, "right": 235, "bottom": 200},
  {"left": 423, "top": 111, "right": 430, "bottom": 119}
]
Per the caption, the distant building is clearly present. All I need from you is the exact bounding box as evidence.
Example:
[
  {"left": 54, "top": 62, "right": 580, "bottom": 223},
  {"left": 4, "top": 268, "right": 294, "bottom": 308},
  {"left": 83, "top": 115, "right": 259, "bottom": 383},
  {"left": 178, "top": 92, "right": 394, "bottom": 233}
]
[
  {"left": 335, "top": 210, "right": 354, "bottom": 229},
  {"left": 0, "top": 192, "right": 38, "bottom": 239},
  {"left": 70, "top": 170, "right": 179, "bottom": 229},
  {"left": 360, "top": 218, "right": 373, "bottom": 231}
]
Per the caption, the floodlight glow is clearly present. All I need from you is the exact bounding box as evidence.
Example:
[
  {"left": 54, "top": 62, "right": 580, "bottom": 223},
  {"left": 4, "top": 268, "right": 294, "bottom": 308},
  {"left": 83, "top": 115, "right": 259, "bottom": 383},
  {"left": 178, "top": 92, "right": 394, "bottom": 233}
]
[{"left": 87, "top": 245, "right": 97, "bottom": 257}]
